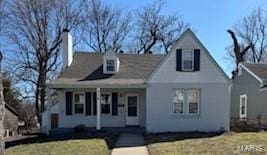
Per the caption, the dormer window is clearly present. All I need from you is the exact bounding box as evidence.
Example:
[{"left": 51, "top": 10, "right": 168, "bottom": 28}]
[
  {"left": 106, "top": 59, "right": 115, "bottom": 72},
  {"left": 182, "top": 50, "right": 194, "bottom": 71},
  {"left": 103, "top": 48, "right": 120, "bottom": 74}
]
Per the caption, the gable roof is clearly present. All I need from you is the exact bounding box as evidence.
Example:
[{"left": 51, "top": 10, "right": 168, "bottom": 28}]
[
  {"left": 49, "top": 52, "right": 164, "bottom": 88},
  {"left": 146, "top": 28, "right": 230, "bottom": 83},
  {"left": 239, "top": 62, "right": 267, "bottom": 87}
]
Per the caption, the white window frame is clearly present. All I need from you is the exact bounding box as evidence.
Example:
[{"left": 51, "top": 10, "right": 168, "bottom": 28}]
[
  {"left": 173, "top": 89, "right": 200, "bottom": 116},
  {"left": 101, "top": 93, "right": 112, "bottom": 115},
  {"left": 73, "top": 92, "right": 85, "bottom": 115},
  {"left": 239, "top": 94, "right": 247, "bottom": 119},
  {"left": 173, "top": 90, "right": 185, "bottom": 114},
  {"left": 106, "top": 59, "right": 116, "bottom": 73},
  {"left": 187, "top": 89, "right": 200, "bottom": 115},
  {"left": 182, "top": 50, "right": 194, "bottom": 71}
]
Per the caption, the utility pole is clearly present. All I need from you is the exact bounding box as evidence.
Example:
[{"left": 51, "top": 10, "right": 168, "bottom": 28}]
[{"left": 0, "top": 51, "right": 5, "bottom": 154}]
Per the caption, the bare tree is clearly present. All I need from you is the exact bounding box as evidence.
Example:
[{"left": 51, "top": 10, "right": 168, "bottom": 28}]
[
  {"left": 135, "top": 0, "right": 189, "bottom": 54},
  {"left": 234, "top": 7, "right": 267, "bottom": 63},
  {"left": 228, "top": 7, "right": 267, "bottom": 69},
  {"left": 5, "top": 0, "right": 86, "bottom": 124},
  {"left": 227, "top": 30, "right": 252, "bottom": 69},
  {"left": 84, "top": 0, "right": 131, "bottom": 53},
  {"left": 0, "top": 52, "right": 5, "bottom": 155},
  {"left": 0, "top": 0, "right": 6, "bottom": 153}
]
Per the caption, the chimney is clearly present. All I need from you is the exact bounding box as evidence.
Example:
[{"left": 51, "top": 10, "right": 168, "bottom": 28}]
[{"left": 62, "top": 29, "right": 73, "bottom": 69}]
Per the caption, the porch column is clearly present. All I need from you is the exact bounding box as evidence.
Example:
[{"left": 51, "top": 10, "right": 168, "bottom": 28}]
[
  {"left": 46, "top": 87, "right": 52, "bottom": 135},
  {"left": 96, "top": 88, "right": 101, "bottom": 130}
]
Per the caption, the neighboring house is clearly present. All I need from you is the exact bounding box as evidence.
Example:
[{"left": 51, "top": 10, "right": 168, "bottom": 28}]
[
  {"left": 231, "top": 63, "right": 267, "bottom": 127},
  {"left": 45, "top": 28, "right": 231, "bottom": 134},
  {"left": 4, "top": 104, "right": 19, "bottom": 137}
]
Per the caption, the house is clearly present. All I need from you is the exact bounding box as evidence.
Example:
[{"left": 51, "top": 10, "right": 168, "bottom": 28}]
[
  {"left": 45, "top": 28, "right": 231, "bottom": 134},
  {"left": 231, "top": 63, "right": 267, "bottom": 127},
  {"left": 4, "top": 104, "right": 19, "bottom": 137}
]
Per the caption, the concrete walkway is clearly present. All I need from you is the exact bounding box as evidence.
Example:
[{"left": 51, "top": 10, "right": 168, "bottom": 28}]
[{"left": 111, "top": 133, "right": 148, "bottom": 155}]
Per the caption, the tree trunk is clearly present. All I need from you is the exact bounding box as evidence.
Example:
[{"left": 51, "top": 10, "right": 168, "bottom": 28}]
[
  {"left": 0, "top": 52, "right": 5, "bottom": 154},
  {"left": 35, "top": 83, "right": 40, "bottom": 125}
]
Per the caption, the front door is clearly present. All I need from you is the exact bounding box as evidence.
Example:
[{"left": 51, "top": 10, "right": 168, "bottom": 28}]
[{"left": 126, "top": 94, "right": 139, "bottom": 126}]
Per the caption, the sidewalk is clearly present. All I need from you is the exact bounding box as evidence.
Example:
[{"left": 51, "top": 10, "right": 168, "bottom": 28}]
[{"left": 111, "top": 133, "right": 148, "bottom": 155}]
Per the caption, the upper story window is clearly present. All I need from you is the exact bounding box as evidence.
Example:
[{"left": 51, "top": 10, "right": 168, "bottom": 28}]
[
  {"left": 182, "top": 50, "right": 194, "bottom": 71},
  {"left": 176, "top": 49, "right": 200, "bottom": 72},
  {"left": 106, "top": 59, "right": 115, "bottom": 72}
]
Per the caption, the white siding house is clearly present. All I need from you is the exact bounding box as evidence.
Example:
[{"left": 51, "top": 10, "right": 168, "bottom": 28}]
[{"left": 44, "top": 28, "right": 231, "bottom": 134}]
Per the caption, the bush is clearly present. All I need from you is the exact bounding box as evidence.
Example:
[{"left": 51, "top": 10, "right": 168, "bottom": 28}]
[{"left": 74, "top": 124, "right": 86, "bottom": 133}]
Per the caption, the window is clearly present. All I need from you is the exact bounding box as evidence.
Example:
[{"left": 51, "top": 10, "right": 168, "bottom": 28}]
[
  {"left": 74, "top": 93, "right": 85, "bottom": 114},
  {"left": 101, "top": 93, "right": 111, "bottom": 114},
  {"left": 240, "top": 94, "right": 247, "bottom": 119},
  {"left": 173, "top": 89, "right": 200, "bottom": 115},
  {"left": 188, "top": 90, "right": 199, "bottom": 114},
  {"left": 182, "top": 50, "right": 194, "bottom": 71},
  {"left": 106, "top": 60, "right": 115, "bottom": 72},
  {"left": 173, "top": 90, "right": 184, "bottom": 114}
]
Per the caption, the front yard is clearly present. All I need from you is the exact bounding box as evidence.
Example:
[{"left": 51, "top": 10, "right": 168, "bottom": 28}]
[
  {"left": 146, "top": 132, "right": 267, "bottom": 155},
  {"left": 6, "top": 139, "right": 109, "bottom": 155},
  {"left": 5, "top": 132, "right": 267, "bottom": 155},
  {"left": 5, "top": 132, "right": 118, "bottom": 155}
]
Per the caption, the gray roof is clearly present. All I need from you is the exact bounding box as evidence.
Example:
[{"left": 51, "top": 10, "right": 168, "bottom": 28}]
[
  {"left": 243, "top": 63, "right": 267, "bottom": 82},
  {"left": 50, "top": 52, "right": 164, "bottom": 87}
]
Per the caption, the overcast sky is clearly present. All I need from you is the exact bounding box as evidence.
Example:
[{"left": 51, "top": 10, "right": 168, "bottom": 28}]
[{"left": 103, "top": 0, "right": 267, "bottom": 76}]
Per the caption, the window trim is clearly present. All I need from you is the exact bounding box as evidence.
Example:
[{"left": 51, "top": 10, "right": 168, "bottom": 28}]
[
  {"left": 182, "top": 50, "right": 194, "bottom": 71},
  {"left": 73, "top": 92, "right": 85, "bottom": 115},
  {"left": 173, "top": 90, "right": 185, "bottom": 115},
  {"left": 239, "top": 94, "right": 247, "bottom": 119},
  {"left": 173, "top": 89, "right": 200, "bottom": 116},
  {"left": 187, "top": 89, "right": 200, "bottom": 115},
  {"left": 101, "top": 92, "right": 112, "bottom": 115},
  {"left": 106, "top": 59, "right": 115, "bottom": 72}
]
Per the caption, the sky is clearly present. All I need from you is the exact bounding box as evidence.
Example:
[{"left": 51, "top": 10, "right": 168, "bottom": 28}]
[{"left": 103, "top": 0, "right": 267, "bottom": 76}]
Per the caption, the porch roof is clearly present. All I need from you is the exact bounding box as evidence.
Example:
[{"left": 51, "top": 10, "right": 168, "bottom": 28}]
[{"left": 48, "top": 78, "right": 146, "bottom": 88}]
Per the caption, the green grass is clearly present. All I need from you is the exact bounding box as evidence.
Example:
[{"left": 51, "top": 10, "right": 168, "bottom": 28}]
[
  {"left": 6, "top": 138, "right": 110, "bottom": 155},
  {"left": 147, "top": 132, "right": 267, "bottom": 155}
]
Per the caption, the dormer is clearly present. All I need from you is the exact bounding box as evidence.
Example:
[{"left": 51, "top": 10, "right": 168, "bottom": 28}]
[{"left": 103, "top": 48, "right": 120, "bottom": 74}]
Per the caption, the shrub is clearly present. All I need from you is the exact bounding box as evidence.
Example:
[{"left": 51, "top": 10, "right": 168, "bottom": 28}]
[{"left": 74, "top": 124, "right": 86, "bottom": 133}]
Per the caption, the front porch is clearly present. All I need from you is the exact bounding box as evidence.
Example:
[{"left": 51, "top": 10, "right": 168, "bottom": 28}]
[{"left": 46, "top": 87, "right": 146, "bottom": 135}]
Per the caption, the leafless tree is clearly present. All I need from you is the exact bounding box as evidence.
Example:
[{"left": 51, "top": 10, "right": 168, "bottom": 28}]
[
  {"left": 227, "top": 30, "right": 252, "bottom": 69},
  {"left": 227, "top": 7, "right": 267, "bottom": 71},
  {"left": 84, "top": 0, "right": 131, "bottom": 53},
  {"left": 0, "top": 0, "right": 6, "bottom": 153},
  {"left": 5, "top": 0, "right": 86, "bottom": 124},
  {"left": 134, "top": 0, "right": 189, "bottom": 54},
  {"left": 234, "top": 7, "right": 267, "bottom": 63}
]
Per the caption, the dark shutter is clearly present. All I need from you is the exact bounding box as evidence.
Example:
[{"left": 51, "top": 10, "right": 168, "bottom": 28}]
[
  {"left": 93, "top": 92, "right": 97, "bottom": 115},
  {"left": 194, "top": 49, "right": 200, "bottom": 71},
  {"left": 176, "top": 49, "right": 182, "bottom": 71},
  {"left": 112, "top": 93, "right": 118, "bottom": 116},
  {"left": 65, "top": 92, "right": 72, "bottom": 115},
  {"left": 85, "top": 92, "right": 92, "bottom": 115}
]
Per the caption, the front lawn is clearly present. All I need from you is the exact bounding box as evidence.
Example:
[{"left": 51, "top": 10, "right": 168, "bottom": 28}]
[
  {"left": 5, "top": 132, "right": 118, "bottom": 155},
  {"left": 146, "top": 132, "right": 267, "bottom": 155},
  {"left": 6, "top": 139, "right": 109, "bottom": 155}
]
